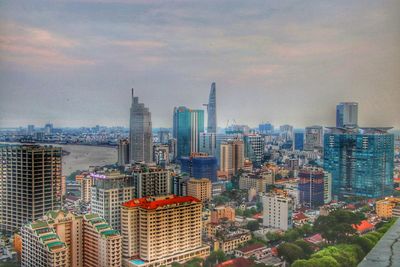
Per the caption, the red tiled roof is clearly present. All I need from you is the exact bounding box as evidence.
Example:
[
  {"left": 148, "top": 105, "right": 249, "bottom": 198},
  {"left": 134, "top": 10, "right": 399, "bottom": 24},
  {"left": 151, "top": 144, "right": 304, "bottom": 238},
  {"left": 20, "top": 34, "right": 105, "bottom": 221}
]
[
  {"left": 271, "top": 247, "right": 278, "bottom": 256},
  {"left": 216, "top": 258, "right": 253, "bottom": 267},
  {"left": 293, "top": 212, "right": 308, "bottom": 221},
  {"left": 304, "top": 233, "right": 323, "bottom": 244},
  {"left": 122, "top": 195, "right": 200, "bottom": 210},
  {"left": 252, "top": 213, "right": 263, "bottom": 219},
  {"left": 237, "top": 243, "right": 265, "bottom": 253},
  {"left": 352, "top": 220, "right": 374, "bottom": 232},
  {"left": 395, "top": 187, "right": 400, "bottom": 191}
]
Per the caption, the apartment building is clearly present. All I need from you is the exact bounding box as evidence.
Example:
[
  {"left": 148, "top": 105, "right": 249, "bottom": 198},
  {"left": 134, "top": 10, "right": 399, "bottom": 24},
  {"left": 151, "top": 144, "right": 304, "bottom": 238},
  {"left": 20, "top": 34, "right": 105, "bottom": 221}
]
[
  {"left": 262, "top": 191, "right": 294, "bottom": 230},
  {"left": 186, "top": 178, "right": 212, "bottom": 203}
]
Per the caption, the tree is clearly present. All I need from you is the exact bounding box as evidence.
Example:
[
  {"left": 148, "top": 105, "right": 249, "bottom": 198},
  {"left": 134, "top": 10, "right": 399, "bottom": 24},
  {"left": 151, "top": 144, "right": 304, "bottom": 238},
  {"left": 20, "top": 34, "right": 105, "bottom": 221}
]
[
  {"left": 294, "top": 240, "right": 314, "bottom": 258},
  {"left": 277, "top": 243, "right": 305, "bottom": 264},
  {"left": 313, "top": 209, "right": 364, "bottom": 243},
  {"left": 283, "top": 228, "right": 301, "bottom": 242},
  {"left": 204, "top": 250, "right": 227, "bottom": 267},
  {"left": 266, "top": 231, "right": 282, "bottom": 242},
  {"left": 247, "top": 221, "right": 260, "bottom": 232},
  {"left": 351, "top": 236, "right": 375, "bottom": 254},
  {"left": 185, "top": 257, "right": 203, "bottom": 267}
]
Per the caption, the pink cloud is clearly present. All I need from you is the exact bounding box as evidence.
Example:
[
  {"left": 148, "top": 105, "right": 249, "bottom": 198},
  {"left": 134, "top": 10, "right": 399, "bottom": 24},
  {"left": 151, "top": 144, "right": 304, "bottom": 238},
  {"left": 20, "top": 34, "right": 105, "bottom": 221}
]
[{"left": 0, "top": 23, "right": 94, "bottom": 68}]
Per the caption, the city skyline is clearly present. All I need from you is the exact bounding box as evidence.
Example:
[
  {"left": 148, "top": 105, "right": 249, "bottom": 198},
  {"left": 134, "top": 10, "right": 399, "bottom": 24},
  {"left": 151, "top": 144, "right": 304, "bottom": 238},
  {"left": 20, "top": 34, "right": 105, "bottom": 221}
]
[{"left": 0, "top": 0, "right": 399, "bottom": 129}]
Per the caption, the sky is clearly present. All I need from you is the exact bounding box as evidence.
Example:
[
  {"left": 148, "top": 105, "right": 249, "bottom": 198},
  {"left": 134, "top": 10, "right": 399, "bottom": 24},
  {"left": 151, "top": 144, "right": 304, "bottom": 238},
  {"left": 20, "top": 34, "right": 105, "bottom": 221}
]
[{"left": 0, "top": 0, "right": 399, "bottom": 129}]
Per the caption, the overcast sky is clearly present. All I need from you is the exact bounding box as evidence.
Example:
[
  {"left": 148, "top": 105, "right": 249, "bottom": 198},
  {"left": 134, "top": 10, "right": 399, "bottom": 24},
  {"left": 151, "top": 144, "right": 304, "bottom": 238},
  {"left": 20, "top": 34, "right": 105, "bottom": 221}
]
[{"left": 0, "top": 0, "right": 399, "bottom": 129}]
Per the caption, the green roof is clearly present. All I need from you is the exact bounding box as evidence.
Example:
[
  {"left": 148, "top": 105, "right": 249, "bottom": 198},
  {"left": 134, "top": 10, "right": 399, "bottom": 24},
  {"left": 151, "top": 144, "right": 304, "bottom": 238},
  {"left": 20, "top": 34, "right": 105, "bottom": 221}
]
[
  {"left": 39, "top": 234, "right": 58, "bottom": 241},
  {"left": 31, "top": 221, "right": 49, "bottom": 229},
  {"left": 46, "top": 241, "right": 65, "bottom": 250},
  {"left": 101, "top": 229, "right": 119, "bottom": 237},
  {"left": 95, "top": 224, "right": 110, "bottom": 231},
  {"left": 85, "top": 213, "right": 99, "bottom": 220}
]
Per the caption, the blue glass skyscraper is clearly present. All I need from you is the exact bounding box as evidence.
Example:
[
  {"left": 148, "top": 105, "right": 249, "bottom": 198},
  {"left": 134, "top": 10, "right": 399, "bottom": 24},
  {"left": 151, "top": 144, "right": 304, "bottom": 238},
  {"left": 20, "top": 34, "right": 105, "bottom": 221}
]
[
  {"left": 324, "top": 127, "right": 394, "bottom": 199},
  {"left": 173, "top": 106, "right": 204, "bottom": 159},
  {"left": 180, "top": 154, "right": 218, "bottom": 182},
  {"left": 294, "top": 132, "right": 304, "bottom": 150}
]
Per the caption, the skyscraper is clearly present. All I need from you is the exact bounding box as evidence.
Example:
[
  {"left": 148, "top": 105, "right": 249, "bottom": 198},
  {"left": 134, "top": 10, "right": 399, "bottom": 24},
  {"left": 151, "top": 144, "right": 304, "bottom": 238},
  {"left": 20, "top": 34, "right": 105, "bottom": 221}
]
[
  {"left": 336, "top": 102, "right": 358, "bottom": 128},
  {"left": 129, "top": 89, "right": 153, "bottom": 163},
  {"left": 0, "top": 144, "right": 62, "bottom": 234},
  {"left": 173, "top": 106, "right": 204, "bottom": 159},
  {"left": 304, "top": 125, "right": 324, "bottom": 151},
  {"left": 207, "top": 82, "right": 217, "bottom": 133},
  {"left": 324, "top": 127, "right": 394, "bottom": 199},
  {"left": 220, "top": 138, "right": 244, "bottom": 178},
  {"left": 298, "top": 167, "right": 325, "bottom": 208},
  {"left": 243, "top": 134, "right": 265, "bottom": 166},
  {"left": 179, "top": 153, "right": 218, "bottom": 182},
  {"left": 117, "top": 138, "right": 130, "bottom": 166}
]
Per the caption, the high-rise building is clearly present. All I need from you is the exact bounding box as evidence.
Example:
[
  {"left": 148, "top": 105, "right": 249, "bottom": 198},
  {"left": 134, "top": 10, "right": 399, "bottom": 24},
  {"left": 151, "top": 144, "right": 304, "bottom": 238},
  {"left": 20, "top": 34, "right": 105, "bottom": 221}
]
[
  {"left": 173, "top": 106, "right": 204, "bottom": 158},
  {"left": 220, "top": 139, "right": 244, "bottom": 178},
  {"left": 91, "top": 171, "right": 135, "bottom": 230},
  {"left": 298, "top": 167, "right": 325, "bottom": 208},
  {"left": 304, "top": 125, "right": 324, "bottom": 151},
  {"left": 262, "top": 191, "right": 293, "bottom": 230},
  {"left": 157, "top": 128, "right": 170, "bottom": 144},
  {"left": 27, "top": 124, "right": 35, "bottom": 135},
  {"left": 44, "top": 123, "right": 53, "bottom": 135},
  {"left": 324, "top": 127, "right": 394, "bottom": 199},
  {"left": 259, "top": 122, "right": 274, "bottom": 134},
  {"left": 129, "top": 90, "right": 153, "bottom": 163},
  {"left": 81, "top": 176, "right": 93, "bottom": 203},
  {"left": 279, "top": 124, "right": 294, "bottom": 142},
  {"left": 121, "top": 195, "right": 210, "bottom": 267},
  {"left": 117, "top": 138, "right": 130, "bottom": 166},
  {"left": 336, "top": 102, "right": 358, "bottom": 128},
  {"left": 187, "top": 178, "right": 212, "bottom": 203},
  {"left": 324, "top": 171, "right": 332, "bottom": 204},
  {"left": 294, "top": 132, "right": 304, "bottom": 151},
  {"left": 152, "top": 144, "right": 170, "bottom": 167},
  {"left": 21, "top": 211, "right": 122, "bottom": 267},
  {"left": 132, "top": 164, "right": 172, "bottom": 198},
  {"left": 243, "top": 134, "right": 265, "bottom": 166},
  {"left": 199, "top": 132, "right": 217, "bottom": 156},
  {"left": 207, "top": 82, "right": 217, "bottom": 134},
  {"left": 0, "top": 144, "right": 62, "bottom": 234},
  {"left": 179, "top": 153, "right": 218, "bottom": 182}
]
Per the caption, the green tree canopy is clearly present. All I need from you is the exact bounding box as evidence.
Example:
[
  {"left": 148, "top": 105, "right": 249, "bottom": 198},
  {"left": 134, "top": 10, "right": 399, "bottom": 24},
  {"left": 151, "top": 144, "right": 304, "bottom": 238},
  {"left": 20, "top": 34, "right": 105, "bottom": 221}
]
[{"left": 277, "top": 243, "right": 305, "bottom": 264}]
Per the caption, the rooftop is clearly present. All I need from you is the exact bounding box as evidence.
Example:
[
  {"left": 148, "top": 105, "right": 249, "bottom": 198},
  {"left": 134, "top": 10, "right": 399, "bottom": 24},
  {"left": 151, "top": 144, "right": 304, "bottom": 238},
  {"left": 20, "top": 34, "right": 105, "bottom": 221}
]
[
  {"left": 352, "top": 220, "right": 375, "bottom": 232},
  {"left": 122, "top": 195, "right": 200, "bottom": 210},
  {"left": 237, "top": 243, "right": 265, "bottom": 253}
]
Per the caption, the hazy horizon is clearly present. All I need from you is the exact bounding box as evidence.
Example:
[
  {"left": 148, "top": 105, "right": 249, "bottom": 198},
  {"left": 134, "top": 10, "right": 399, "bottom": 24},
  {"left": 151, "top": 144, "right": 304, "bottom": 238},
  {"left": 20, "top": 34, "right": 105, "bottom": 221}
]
[{"left": 1, "top": 0, "right": 399, "bottom": 129}]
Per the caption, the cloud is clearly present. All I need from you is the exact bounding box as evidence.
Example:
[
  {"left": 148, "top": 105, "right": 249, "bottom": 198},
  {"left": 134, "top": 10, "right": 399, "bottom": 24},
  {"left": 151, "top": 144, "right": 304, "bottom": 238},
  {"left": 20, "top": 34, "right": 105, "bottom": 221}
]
[
  {"left": 112, "top": 40, "right": 167, "bottom": 50},
  {"left": 0, "top": 23, "right": 94, "bottom": 68}
]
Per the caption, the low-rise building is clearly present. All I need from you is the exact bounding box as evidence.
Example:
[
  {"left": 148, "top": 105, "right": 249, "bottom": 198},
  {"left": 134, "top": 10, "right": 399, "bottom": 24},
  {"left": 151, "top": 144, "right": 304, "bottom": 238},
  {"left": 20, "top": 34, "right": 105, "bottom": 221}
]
[
  {"left": 211, "top": 206, "right": 235, "bottom": 224},
  {"left": 376, "top": 197, "right": 400, "bottom": 218},
  {"left": 214, "top": 229, "right": 251, "bottom": 254}
]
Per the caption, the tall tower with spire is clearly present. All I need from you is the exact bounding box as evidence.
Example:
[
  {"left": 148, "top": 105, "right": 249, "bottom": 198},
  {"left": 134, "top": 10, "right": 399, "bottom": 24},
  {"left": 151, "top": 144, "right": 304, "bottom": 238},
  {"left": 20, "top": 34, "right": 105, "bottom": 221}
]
[
  {"left": 207, "top": 82, "right": 217, "bottom": 133},
  {"left": 129, "top": 89, "right": 153, "bottom": 163}
]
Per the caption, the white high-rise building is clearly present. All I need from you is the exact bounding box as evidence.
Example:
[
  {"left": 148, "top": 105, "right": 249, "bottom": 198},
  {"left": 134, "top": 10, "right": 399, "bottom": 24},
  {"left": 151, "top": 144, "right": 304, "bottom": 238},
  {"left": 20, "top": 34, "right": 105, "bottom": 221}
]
[
  {"left": 324, "top": 171, "right": 332, "bottom": 204},
  {"left": 262, "top": 191, "right": 293, "bottom": 230},
  {"left": 91, "top": 171, "right": 134, "bottom": 230}
]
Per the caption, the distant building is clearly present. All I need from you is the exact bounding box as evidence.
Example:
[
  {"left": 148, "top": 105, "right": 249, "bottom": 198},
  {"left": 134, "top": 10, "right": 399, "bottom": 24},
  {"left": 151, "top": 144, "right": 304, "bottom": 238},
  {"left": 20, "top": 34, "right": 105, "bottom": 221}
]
[
  {"left": 324, "top": 127, "right": 394, "bottom": 199},
  {"left": 298, "top": 167, "right": 325, "bottom": 208},
  {"left": 239, "top": 172, "right": 273, "bottom": 193},
  {"left": 129, "top": 89, "right": 153, "bottom": 163},
  {"left": 21, "top": 211, "right": 122, "bottom": 267},
  {"left": 199, "top": 132, "right": 217, "bottom": 156},
  {"left": 336, "top": 102, "right": 358, "bottom": 128},
  {"left": 132, "top": 164, "right": 172, "bottom": 198},
  {"left": 81, "top": 176, "right": 93, "bottom": 203},
  {"left": 152, "top": 144, "right": 170, "bottom": 167},
  {"left": 376, "top": 198, "right": 400, "bottom": 219},
  {"left": 279, "top": 125, "right": 294, "bottom": 142},
  {"left": 180, "top": 153, "right": 218, "bottom": 182},
  {"left": 187, "top": 178, "right": 212, "bottom": 203},
  {"left": 173, "top": 106, "right": 204, "bottom": 158},
  {"left": 259, "top": 123, "right": 274, "bottom": 134},
  {"left": 294, "top": 132, "right": 304, "bottom": 150},
  {"left": 262, "top": 191, "right": 293, "bottom": 230},
  {"left": 207, "top": 82, "right": 217, "bottom": 134},
  {"left": 157, "top": 128, "right": 170, "bottom": 144},
  {"left": 244, "top": 134, "right": 265, "bottom": 166},
  {"left": 121, "top": 195, "right": 210, "bottom": 266},
  {"left": 304, "top": 126, "right": 323, "bottom": 151},
  {"left": 211, "top": 206, "right": 235, "bottom": 224},
  {"left": 324, "top": 171, "right": 332, "bottom": 204},
  {"left": 0, "top": 144, "right": 62, "bottom": 234},
  {"left": 220, "top": 139, "right": 244, "bottom": 178},
  {"left": 44, "top": 123, "right": 53, "bottom": 135},
  {"left": 91, "top": 171, "right": 135, "bottom": 230},
  {"left": 117, "top": 138, "right": 130, "bottom": 166}
]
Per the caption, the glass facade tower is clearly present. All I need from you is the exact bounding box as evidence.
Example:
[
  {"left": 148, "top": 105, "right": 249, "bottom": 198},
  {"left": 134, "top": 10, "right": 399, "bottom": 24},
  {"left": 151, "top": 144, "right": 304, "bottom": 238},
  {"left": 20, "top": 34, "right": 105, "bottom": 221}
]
[
  {"left": 207, "top": 82, "right": 217, "bottom": 134},
  {"left": 324, "top": 127, "right": 394, "bottom": 199}
]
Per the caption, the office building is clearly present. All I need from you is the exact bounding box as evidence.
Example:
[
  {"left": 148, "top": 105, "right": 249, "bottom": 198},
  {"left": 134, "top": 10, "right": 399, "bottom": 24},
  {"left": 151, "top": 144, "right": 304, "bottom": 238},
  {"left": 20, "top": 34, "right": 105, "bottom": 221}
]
[
  {"left": 117, "top": 138, "right": 130, "bottom": 166},
  {"left": 152, "top": 144, "right": 170, "bottom": 167},
  {"left": 279, "top": 125, "right": 294, "bottom": 142},
  {"left": 168, "top": 138, "right": 177, "bottom": 162},
  {"left": 207, "top": 82, "right": 217, "bottom": 134},
  {"left": 220, "top": 139, "right": 244, "bottom": 178},
  {"left": 121, "top": 195, "right": 210, "bottom": 266},
  {"left": 21, "top": 211, "right": 122, "bottom": 267},
  {"left": 44, "top": 123, "right": 53, "bottom": 135},
  {"left": 180, "top": 153, "right": 218, "bottom": 182},
  {"left": 324, "top": 127, "right": 394, "bottom": 199},
  {"left": 132, "top": 164, "right": 172, "bottom": 198},
  {"left": 157, "top": 128, "right": 170, "bottom": 144},
  {"left": 262, "top": 191, "right": 293, "bottom": 230},
  {"left": 258, "top": 123, "right": 274, "bottom": 134},
  {"left": 173, "top": 106, "right": 204, "bottom": 158},
  {"left": 91, "top": 171, "right": 135, "bottom": 230},
  {"left": 187, "top": 178, "right": 212, "bottom": 203},
  {"left": 199, "top": 132, "right": 217, "bottom": 156},
  {"left": 304, "top": 126, "right": 324, "bottom": 151},
  {"left": 243, "top": 134, "right": 265, "bottom": 166},
  {"left": 171, "top": 174, "right": 189, "bottom": 197},
  {"left": 298, "top": 167, "right": 325, "bottom": 208},
  {"left": 27, "top": 124, "right": 35, "bottom": 135},
  {"left": 336, "top": 102, "right": 358, "bottom": 128},
  {"left": 0, "top": 144, "right": 62, "bottom": 234},
  {"left": 294, "top": 132, "right": 304, "bottom": 150},
  {"left": 239, "top": 171, "right": 273, "bottom": 193},
  {"left": 129, "top": 89, "right": 153, "bottom": 163}
]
